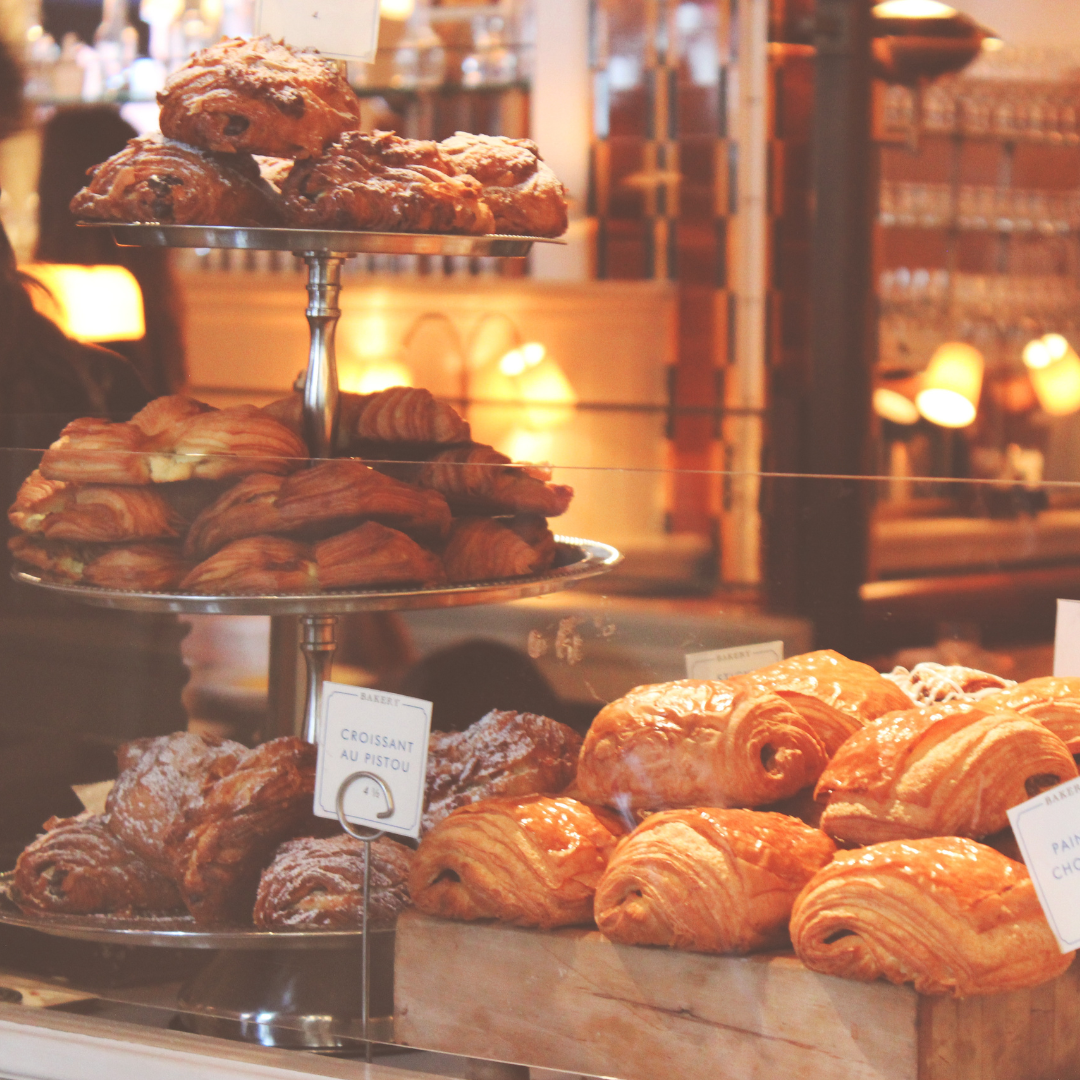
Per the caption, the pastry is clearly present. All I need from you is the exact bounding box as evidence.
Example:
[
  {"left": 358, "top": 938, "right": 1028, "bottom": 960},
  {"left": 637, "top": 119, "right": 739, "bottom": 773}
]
[
  {"left": 790, "top": 837, "right": 1073, "bottom": 996},
  {"left": 182, "top": 474, "right": 286, "bottom": 559},
  {"left": 179, "top": 535, "right": 318, "bottom": 595},
  {"left": 815, "top": 702, "right": 1077, "bottom": 846},
  {"left": 410, "top": 795, "right": 626, "bottom": 928},
  {"left": 282, "top": 130, "right": 495, "bottom": 234},
  {"left": 727, "top": 650, "right": 913, "bottom": 756},
  {"left": 884, "top": 662, "right": 1016, "bottom": 706},
  {"left": 981, "top": 677, "right": 1080, "bottom": 756},
  {"left": 345, "top": 386, "right": 472, "bottom": 446},
  {"left": 424, "top": 709, "right": 582, "bottom": 832},
  {"left": 577, "top": 681, "right": 829, "bottom": 812},
  {"left": 254, "top": 834, "right": 413, "bottom": 928},
  {"left": 314, "top": 521, "right": 445, "bottom": 589},
  {"left": 9, "top": 470, "right": 184, "bottom": 542},
  {"left": 69, "top": 133, "right": 279, "bottom": 226},
  {"left": 37, "top": 416, "right": 154, "bottom": 485},
  {"left": 157, "top": 37, "right": 360, "bottom": 159},
  {"left": 130, "top": 395, "right": 216, "bottom": 437},
  {"left": 442, "top": 516, "right": 557, "bottom": 583},
  {"left": 416, "top": 446, "right": 573, "bottom": 517},
  {"left": 13, "top": 813, "right": 183, "bottom": 916},
  {"left": 9, "top": 534, "right": 189, "bottom": 591},
  {"left": 594, "top": 809, "right": 836, "bottom": 954},
  {"left": 440, "top": 132, "right": 568, "bottom": 237}
]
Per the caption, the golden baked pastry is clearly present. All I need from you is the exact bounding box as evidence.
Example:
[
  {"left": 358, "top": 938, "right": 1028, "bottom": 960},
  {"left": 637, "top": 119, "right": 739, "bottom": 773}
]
[
  {"left": 10, "top": 470, "right": 184, "bottom": 542},
  {"left": 182, "top": 474, "right": 285, "bottom": 559},
  {"left": 130, "top": 395, "right": 217, "bottom": 437},
  {"left": 157, "top": 37, "right": 360, "bottom": 159},
  {"left": 815, "top": 702, "right": 1077, "bottom": 846},
  {"left": 13, "top": 813, "right": 183, "bottom": 916},
  {"left": 790, "top": 837, "right": 1073, "bottom": 996},
  {"left": 38, "top": 416, "right": 154, "bottom": 485},
  {"left": 70, "top": 133, "right": 279, "bottom": 226},
  {"left": 440, "top": 132, "right": 568, "bottom": 237},
  {"left": 981, "top": 677, "right": 1080, "bottom": 756},
  {"left": 9, "top": 534, "right": 189, "bottom": 591},
  {"left": 281, "top": 130, "right": 495, "bottom": 234},
  {"left": 410, "top": 795, "right": 626, "bottom": 929},
  {"left": 594, "top": 809, "right": 836, "bottom": 954},
  {"left": 727, "top": 650, "right": 913, "bottom": 756},
  {"left": 254, "top": 834, "right": 413, "bottom": 929},
  {"left": 577, "top": 681, "right": 829, "bottom": 812},
  {"left": 417, "top": 446, "right": 573, "bottom": 517},
  {"left": 179, "top": 535, "right": 318, "bottom": 595},
  {"left": 884, "top": 662, "right": 1016, "bottom": 706},
  {"left": 314, "top": 521, "right": 445, "bottom": 589},
  {"left": 442, "top": 516, "right": 556, "bottom": 583},
  {"left": 424, "top": 709, "right": 583, "bottom": 832}
]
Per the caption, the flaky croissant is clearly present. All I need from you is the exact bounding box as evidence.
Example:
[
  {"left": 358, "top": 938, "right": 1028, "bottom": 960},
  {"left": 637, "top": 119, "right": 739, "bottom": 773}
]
[
  {"left": 9, "top": 534, "right": 189, "bottom": 591},
  {"left": 344, "top": 386, "right": 472, "bottom": 446},
  {"left": 815, "top": 702, "right": 1077, "bottom": 846},
  {"left": 577, "top": 682, "right": 830, "bottom": 812},
  {"left": 981, "top": 677, "right": 1080, "bottom": 756},
  {"left": 790, "top": 837, "right": 1073, "bottom": 996},
  {"left": 179, "top": 535, "right": 318, "bottom": 595},
  {"left": 409, "top": 795, "right": 627, "bottom": 929},
  {"left": 442, "top": 516, "right": 556, "bottom": 583},
  {"left": 314, "top": 521, "right": 445, "bottom": 589},
  {"left": 594, "top": 809, "right": 835, "bottom": 954}
]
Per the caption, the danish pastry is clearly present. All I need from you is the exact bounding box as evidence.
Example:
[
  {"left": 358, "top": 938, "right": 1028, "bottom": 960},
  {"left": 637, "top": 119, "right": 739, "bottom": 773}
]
[
  {"left": 884, "top": 662, "right": 1016, "bottom": 706},
  {"left": 981, "top": 677, "right": 1080, "bottom": 756},
  {"left": 815, "top": 702, "right": 1077, "bottom": 845},
  {"left": 157, "top": 37, "right": 360, "bottom": 160},
  {"left": 9, "top": 534, "right": 189, "bottom": 592},
  {"left": 727, "top": 650, "right": 913, "bottom": 755},
  {"left": 440, "top": 132, "right": 568, "bottom": 237},
  {"left": 70, "top": 133, "right": 279, "bottom": 226},
  {"left": 790, "top": 837, "right": 1073, "bottom": 996},
  {"left": 282, "top": 130, "right": 495, "bottom": 234},
  {"left": 254, "top": 834, "right": 413, "bottom": 929},
  {"left": 578, "top": 681, "right": 830, "bottom": 812},
  {"left": 410, "top": 795, "right": 626, "bottom": 929},
  {"left": 594, "top": 809, "right": 836, "bottom": 954},
  {"left": 442, "top": 516, "right": 556, "bottom": 583},
  {"left": 424, "top": 709, "right": 582, "bottom": 832}
]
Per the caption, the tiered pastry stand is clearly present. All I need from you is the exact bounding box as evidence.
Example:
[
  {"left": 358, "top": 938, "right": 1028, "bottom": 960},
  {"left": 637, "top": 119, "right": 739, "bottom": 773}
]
[{"left": 6, "top": 225, "right": 621, "bottom": 1057}]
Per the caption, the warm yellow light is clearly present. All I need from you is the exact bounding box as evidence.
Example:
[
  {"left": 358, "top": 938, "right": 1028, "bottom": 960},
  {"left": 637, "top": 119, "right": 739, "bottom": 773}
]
[
  {"left": 22, "top": 263, "right": 145, "bottom": 342},
  {"left": 1023, "top": 338, "right": 1053, "bottom": 370},
  {"left": 981, "top": 36, "right": 1005, "bottom": 51},
  {"left": 379, "top": 0, "right": 415, "bottom": 19},
  {"left": 498, "top": 341, "right": 546, "bottom": 378},
  {"left": 1044, "top": 333, "right": 1070, "bottom": 361},
  {"left": 1029, "top": 338, "right": 1080, "bottom": 417},
  {"left": 873, "top": 0, "right": 957, "bottom": 17},
  {"left": 348, "top": 313, "right": 392, "bottom": 361},
  {"left": 874, "top": 386, "right": 920, "bottom": 425},
  {"left": 338, "top": 360, "right": 414, "bottom": 396},
  {"left": 518, "top": 356, "right": 577, "bottom": 431},
  {"left": 916, "top": 342, "right": 983, "bottom": 428}
]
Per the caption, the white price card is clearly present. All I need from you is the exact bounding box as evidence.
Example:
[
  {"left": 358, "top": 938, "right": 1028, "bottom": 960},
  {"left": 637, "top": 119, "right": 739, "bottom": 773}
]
[
  {"left": 255, "top": 0, "right": 381, "bottom": 62},
  {"left": 1054, "top": 599, "right": 1080, "bottom": 676},
  {"left": 1007, "top": 779, "right": 1080, "bottom": 953},
  {"left": 313, "top": 682, "right": 432, "bottom": 840},
  {"left": 684, "top": 640, "right": 784, "bottom": 681}
]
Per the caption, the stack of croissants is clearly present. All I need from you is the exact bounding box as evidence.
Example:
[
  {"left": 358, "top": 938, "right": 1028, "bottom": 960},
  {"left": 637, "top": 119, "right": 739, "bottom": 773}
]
[
  {"left": 70, "top": 36, "right": 567, "bottom": 237},
  {"left": 10, "top": 651, "right": 1080, "bottom": 1001},
  {"left": 7, "top": 388, "right": 572, "bottom": 593}
]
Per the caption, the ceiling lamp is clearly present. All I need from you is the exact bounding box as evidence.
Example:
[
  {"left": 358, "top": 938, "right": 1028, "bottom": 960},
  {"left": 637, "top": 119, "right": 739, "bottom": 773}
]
[
  {"left": 871, "top": 1, "right": 998, "bottom": 85},
  {"left": 22, "top": 264, "right": 145, "bottom": 342},
  {"left": 1023, "top": 334, "right": 1080, "bottom": 417},
  {"left": 873, "top": 386, "right": 920, "bottom": 425},
  {"left": 916, "top": 342, "right": 983, "bottom": 428}
]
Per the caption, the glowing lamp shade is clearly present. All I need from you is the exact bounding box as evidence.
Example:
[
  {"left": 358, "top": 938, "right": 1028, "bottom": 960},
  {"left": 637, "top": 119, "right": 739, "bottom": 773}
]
[
  {"left": 474, "top": 341, "right": 577, "bottom": 432},
  {"left": 338, "top": 359, "right": 414, "bottom": 395},
  {"left": 916, "top": 342, "right": 983, "bottom": 428},
  {"left": 873, "top": 386, "right": 920, "bottom": 425},
  {"left": 872, "top": 1, "right": 956, "bottom": 17},
  {"left": 1024, "top": 334, "right": 1080, "bottom": 417},
  {"left": 23, "top": 264, "right": 145, "bottom": 342},
  {"left": 379, "top": 0, "right": 415, "bottom": 19}
]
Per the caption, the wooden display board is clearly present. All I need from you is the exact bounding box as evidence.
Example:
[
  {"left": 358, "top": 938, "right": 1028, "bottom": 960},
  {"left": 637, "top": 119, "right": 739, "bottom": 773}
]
[{"left": 394, "top": 910, "right": 1080, "bottom": 1080}]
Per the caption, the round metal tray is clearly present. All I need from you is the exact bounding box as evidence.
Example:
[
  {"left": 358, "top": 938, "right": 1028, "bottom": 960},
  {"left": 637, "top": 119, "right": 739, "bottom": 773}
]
[
  {"left": 10, "top": 536, "right": 621, "bottom": 615},
  {"left": 80, "top": 222, "right": 563, "bottom": 257}
]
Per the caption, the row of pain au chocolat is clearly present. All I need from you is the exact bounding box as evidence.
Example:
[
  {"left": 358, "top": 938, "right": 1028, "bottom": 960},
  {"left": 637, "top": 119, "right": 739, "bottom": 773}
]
[{"left": 7, "top": 388, "right": 573, "bottom": 594}]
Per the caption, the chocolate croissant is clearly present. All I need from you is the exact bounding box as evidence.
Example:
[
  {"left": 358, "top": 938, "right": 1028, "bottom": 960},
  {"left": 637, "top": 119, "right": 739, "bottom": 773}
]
[
  {"left": 410, "top": 795, "right": 626, "bottom": 929},
  {"left": 815, "top": 702, "right": 1077, "bottom": 846},
  {"left": 594, "top": 809, "right": 836, "bottom": 954},
  {"left": 577, "top": 681, "right": 830, "bottom": 812},
  {"left": 9, "top": 534, "right": 189, "bottom": 591},
  {"left": 790, "top": 837, "right": 1073, "bottom": 996},
  {"left": 70, "top": 133, "right": 279, "bottom": 226},
  {"left": 727, "top": 650, "right": 913, "bottom": 756},
  {"left": 442, "top": 516, "right": 557, "bottom": 583},
  {"left": 981, "top": 677, "right": 1080, "bottom": 756}
]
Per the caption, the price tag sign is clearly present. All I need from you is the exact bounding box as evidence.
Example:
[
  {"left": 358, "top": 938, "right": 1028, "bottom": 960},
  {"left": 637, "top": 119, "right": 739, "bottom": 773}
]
[
  {"left": 313, "top": 682, "right": 432, "bottom": 840},
  {"left": 1007, "top": 780, "right": 1080, "bottom": 953},
  {"left": 254, "top": 0, "right": 381, "bottom": 62},
  {"left": 1054, "top": 599, "right": 1080, "bottom": 676},
  {"left": 684, "top": 640, "right": 784, "bottom": 681}
]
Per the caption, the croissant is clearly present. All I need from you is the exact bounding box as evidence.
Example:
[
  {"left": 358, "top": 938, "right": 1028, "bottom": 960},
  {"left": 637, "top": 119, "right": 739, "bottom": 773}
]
[
  {"left": 9, "top": 534, "right": 189, "bottom": 592},
  {"left": 409, "top": 795, "right": 627, "bottom": 929},
  {"left": 442, "top": 516, "right": 557, "bottom": 583},
  {"left": 346, "top": 387, "right": 472, "bottom": 446},
  {"left": 417, "top": 446, "right": 573, "bottom": 517},
  {"left": 39, "top": 417, "right": 153, "bottom": 485},
  {"left": 594, "top": 809, "right": 836, "bottom": 954},
  {"left": 131, "top": 395, "right": 217, "bottom": 436},
  {"left": 815, "top": 702, "right": 1077, "bottom": 846},
  {"left": 790, "top": 837, "right": 1073, "bottom": 996},
  {"left": 254, "top": 834, "right": 413, "bottom": 929},
  {"left": 577, "top": 682, "right": 830, "bottom": 812},
  {"left": 179, "top": 535, "right": 318, "bottom": 595},
  {"left": 884, "top": 662, "right": 1016, "bottom": 707},
  {"left": 981, "top": 677, "right": 1080, "bottom": 756},
  {"left": 10, "top": 470, "right": 184, "bottom": 542},
  {"left": 182, "top": 474, "right": 285, "bottom": 559},
  {"left": 314, "top": 521, "right": 445, "bottom": 589},
  {"left": 727, "top": 650, "right": 913, "bottom": 756},
  {"left": 13, "top": 813, "right": 183, "bottom": 916}
]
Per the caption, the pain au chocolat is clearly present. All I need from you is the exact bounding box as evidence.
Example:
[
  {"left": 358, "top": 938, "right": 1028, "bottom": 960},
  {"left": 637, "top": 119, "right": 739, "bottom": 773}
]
[
  {"left": 594, "top": 809, "right": 835, "bottom": 954},
  {"left": 790, "top": 837, "right": 1073, "bottom": 996},
  {"left": 410, "top": 795, "right": 626, "bottom": 929},
  {"left": 981, "top": 676, "right": 1080, "bottom": 757},
  {"left": 577, "top": 680, "right": 830, "bottom": 812},
  {"left": 815, "top": 702, "right": 1077, "bottom": 846}
]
